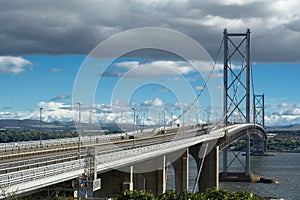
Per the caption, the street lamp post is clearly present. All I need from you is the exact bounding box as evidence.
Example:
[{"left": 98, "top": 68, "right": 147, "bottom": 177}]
[
  {"left": 159, "top": 112, "right": 161, "bottom": 127},
  {"left": 132, "top": 108, "right": 135, "bottom": 133},
  {"left": 77, "top": 102, "right": 81, "bottom": 158},
  {"left": 121, "top": 112, "right": 123, "bottom": 131},
  {"left": 89, "top": 110, "right": 92, "bottom": 130},
  {"left": 163, "top": 111, "right": 166, "bottom": 133},
  {"left": 89, "top": 110, "right": 92, "bottom": 141},
  {"left": 136, "top": 115, "right": 139, "bottom": 135},
  {"left": 142, "top": 113, "right": 145, "bottom": 132},
  {"left": 170, "top": 112, "right": 173, "bottom": 130},
  {"left": 39, "top": 107, "right": 43, "bottom": 146}
]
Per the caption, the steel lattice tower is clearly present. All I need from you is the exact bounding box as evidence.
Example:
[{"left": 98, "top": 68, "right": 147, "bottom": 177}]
[
  {"left": 253, "top": 94, "right": 266, "bottom": 153},
  {"left": 223, "top": 29, "right": 251, "bottom": 125},
  {"left": 223, "top": 29, "right": 251, "bottom": 173},
  {"left": 253, "top": 94, "right": 265, "bottom": 127}
]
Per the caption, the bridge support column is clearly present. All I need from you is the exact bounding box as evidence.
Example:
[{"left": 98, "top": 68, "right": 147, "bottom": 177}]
[
  {"left": 130, "top": 165, "right": 134, "bottom": 191},
  {"left": 131, "top": 156, "right": 167, "bottom": 196},
  {"left": 190, "top": 144, "right": 219, "bottom": 192},
  {"left": 161, "top": 155, "right": 167, "bottom": 194},
  {"left": 199, "top": 146, "right": 219, "bottom": 192},
  {"left": 246, "top": 131, "right": 250, "bottom": 173},
  {"left": 222, "top": 147, "right": 228, "bottom": 173},
  {"left": 95, "top": 166, "right": 133, "bottom": 198},
  {"left": 134, "top": 168, "right": 165, "bottom": 196},
  {"left": 252, "top": 135, "right": 265, "bottom": 154},
  {"left": 172, "top": 148, "right": 189, "bottom": 193}
]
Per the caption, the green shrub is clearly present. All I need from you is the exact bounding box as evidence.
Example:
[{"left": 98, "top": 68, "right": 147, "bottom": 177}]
[
  {"left": 159, "top": 190, "right": 177, "bottom": 200},
  {"left": 115, "top": 190, "right": 157, "bottom": 200},
  {"left": 114, "top": 188, "right": 261, "bottom": 200}
]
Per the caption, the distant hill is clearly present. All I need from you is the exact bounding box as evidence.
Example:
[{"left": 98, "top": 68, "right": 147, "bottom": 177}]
[
  {"left": 0, "top": 119, "right": 76, "bottom": 131},
  {"left": 0, "top": 119, "right": 128, "bottom": 132},
  {"left": 0, "top": 119, "right": 44, "bottom": 127},
  {"left": 266, "top": 124, "right": 300, "bottom": 131}
]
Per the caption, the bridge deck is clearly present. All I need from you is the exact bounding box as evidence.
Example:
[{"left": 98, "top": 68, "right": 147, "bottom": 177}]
[{"left": 0, "top": 124, "right": 265, "bottom": 197}]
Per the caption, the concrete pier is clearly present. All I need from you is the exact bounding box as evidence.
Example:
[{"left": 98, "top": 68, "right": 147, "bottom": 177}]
[
  {"left": 198, "top": 146, "right": 219, "bottom": 192},
  {"left": 172, "top": 149, "right": 189, "bottom": 193},
  {"left": 95, "top": 168, "right": 132, "bottom": 198},
  {"left": 190, "top": 144, "right": 219, "bottom": 192}
]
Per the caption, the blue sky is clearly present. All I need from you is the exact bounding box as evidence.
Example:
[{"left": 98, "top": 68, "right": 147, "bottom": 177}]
[
  {"left": 1, "top": 54, "right": 299, "bottom": 126},
  {"left": 0, "top": 0, "right": 300, "bottom": 126}
]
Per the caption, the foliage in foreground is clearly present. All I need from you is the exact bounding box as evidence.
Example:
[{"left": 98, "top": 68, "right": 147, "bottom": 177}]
[{"left": 114, "top": 188, "right": 261, "bottom": 200}]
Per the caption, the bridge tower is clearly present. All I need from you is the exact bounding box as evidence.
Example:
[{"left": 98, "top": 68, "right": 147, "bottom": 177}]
[
  {"left": 253, "top": 94, "right": 265, "bottom": 127},
  {"left": 253, "top": 94, "right": 266, "bottom": 152},
  {"left": 223, "top": 29, "right": 251, "bottom": 174}
]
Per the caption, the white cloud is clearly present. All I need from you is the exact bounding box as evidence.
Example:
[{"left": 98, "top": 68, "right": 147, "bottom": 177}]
[
  {"left": 29, "top": 102, "right": 119, "bottom": 123},
  {"left": 0, "top": 56, "right": 32, "bottom": 75},
  {"left": 265, "top": 103, "right": 300, "bottom": 126},
  {"left": 37, "top": 101, "right": 74, "bottom": 122},
  {"left": 115, "top": 60, "right": 195, "bottom": 78},
  {"left": 0, "top": 102, "right": 74, "bottom": 122},
  {"left": 30, "top": 101, "right": 300, "bottom": 126},
  {"left": 3, "top": 99, "right": 300, "bottom": 127},
  {"left": 115, "top": 61, "right": 139, "bottom": 70},
  {"left": 141, "top": 98, "right": 165, "bottom": 107}
]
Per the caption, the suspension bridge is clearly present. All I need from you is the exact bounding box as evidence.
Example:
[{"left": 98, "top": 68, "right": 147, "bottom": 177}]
[{"left": 0, "top": 29, "right": 268, "bottom": 199}]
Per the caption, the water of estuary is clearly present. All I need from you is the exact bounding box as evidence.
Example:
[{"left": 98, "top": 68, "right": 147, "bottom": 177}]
[{"left": 166, "top": 152, "right": 299, "bottom": 200}]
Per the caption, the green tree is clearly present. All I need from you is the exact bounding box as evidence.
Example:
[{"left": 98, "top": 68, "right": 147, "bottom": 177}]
[
  {"left": 114, "top": 189, "right": 262, "bottom": 200},
  {"left": 202, "top": 188, "right": 229, "bottom": 200},
  {"left": 229, "top": 191, "right": 260, "bottom": 200},
  {"left": 177, "top": 191, "right": 192, "bottom": 200},
  {"left": 115, "top": 190, "right": 157, "bottom": 200},
  {"left": 159, "top": 190, "right": 177, "bottom": 200}
]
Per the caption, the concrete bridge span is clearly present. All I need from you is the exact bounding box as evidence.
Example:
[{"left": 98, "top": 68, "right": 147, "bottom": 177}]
[
  {"left": 0, "top": 124, "right": 266, "bottom": 198},
  {"left": 218, "top": 123, "right": 267, "bottom": 151}
]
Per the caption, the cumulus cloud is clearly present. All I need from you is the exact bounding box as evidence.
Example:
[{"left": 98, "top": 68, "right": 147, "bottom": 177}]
[
  {"left": 2, "top": 100, "right": 300, "bottom": 126},
  {"left": 114, "top": 60, "right": 195, "bottom": 78},
  {"left": 0, "top": 56, "right": 32, "bottom": 74},
  {"left": 141, "top": 98, "right": 165, "bottom": 107},
  {"left": 0, "top": 0, "right": 299, "bottom": 62},
  {"left": 265, "top": 103, "right": 300, "bottom": 126},
  {"left": 0, "top": 98, "right": 252, "bottom": 126},
  {"left": 0, "top": 102, "right": 73, "bottom": 122},
  {"left": 105, "top": 57, "right": 243, "bottom": 80},
  {"left": 37, "top": 101, "right": 74, "bottom": 122}
]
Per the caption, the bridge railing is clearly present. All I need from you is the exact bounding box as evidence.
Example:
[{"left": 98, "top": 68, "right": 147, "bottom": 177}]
[
  {"left": 0, "top": 152, "right": 79, "bottom": 174},
  {"left": 0, "top": 133, "right": 122, "bottom": 153},
  {"left": 0, "top": 159, "right": 85, "bottom": 188},
  {"left": 0, "top": 125, "right": 201, "bottom": 153}
]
